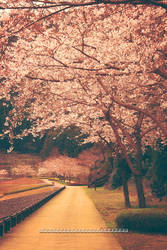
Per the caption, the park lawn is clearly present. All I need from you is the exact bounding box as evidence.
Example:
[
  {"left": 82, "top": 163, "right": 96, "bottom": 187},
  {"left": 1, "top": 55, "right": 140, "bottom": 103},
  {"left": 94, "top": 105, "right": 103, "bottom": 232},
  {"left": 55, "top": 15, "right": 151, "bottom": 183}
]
[
  {"left": 0, "top": 186, "right": 59, "bottom": 201},
  {"left": 0, "top": 183, "right": 52, "bottom": 194},
  {"left": 0, "top": 177, "right": 50, "bottom": 196},
  {"left": 84, "top": 181, "right": 167, "bottom": 250}
]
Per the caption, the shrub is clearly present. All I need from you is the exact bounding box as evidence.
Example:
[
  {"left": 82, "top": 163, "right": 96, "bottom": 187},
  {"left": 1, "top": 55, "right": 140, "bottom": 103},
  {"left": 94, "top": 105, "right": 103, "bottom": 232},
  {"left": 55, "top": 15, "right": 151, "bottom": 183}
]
[
  {"left": 115, "top": 208, "right": 167, "bottom": 234},
  {"left": 150, "top": 180, "right": 167, "bottom": 201}
]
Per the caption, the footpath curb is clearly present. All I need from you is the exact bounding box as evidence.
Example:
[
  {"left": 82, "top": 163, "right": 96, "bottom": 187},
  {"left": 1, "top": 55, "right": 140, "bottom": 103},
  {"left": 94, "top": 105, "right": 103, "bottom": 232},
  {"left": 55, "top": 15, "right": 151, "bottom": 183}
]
[{"left": 0, "top": 186, "right": 66, "bottom": 237}]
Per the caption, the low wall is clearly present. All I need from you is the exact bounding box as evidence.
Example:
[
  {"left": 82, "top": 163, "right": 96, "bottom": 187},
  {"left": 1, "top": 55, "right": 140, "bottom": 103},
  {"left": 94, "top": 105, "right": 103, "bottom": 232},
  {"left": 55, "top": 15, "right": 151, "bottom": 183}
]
[{"left": 0, "top": 186, "right": 65, "bottom": 237}]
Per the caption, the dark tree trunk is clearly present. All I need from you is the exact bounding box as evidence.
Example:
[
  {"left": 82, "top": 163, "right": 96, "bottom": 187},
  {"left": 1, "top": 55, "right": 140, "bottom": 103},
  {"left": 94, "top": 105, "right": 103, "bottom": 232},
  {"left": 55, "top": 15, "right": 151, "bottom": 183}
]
[
  {"left": 134, "top": 174, "right": 146, "bottom": 208},
  {"left": 107, "top": 111, "right": 146, "bottom": 208},
  {"left": 122, "top": 167, "right": 131, "bottom": 208},
  {"left": 134, "top": 117, "right": 146, "bottom": 208}
]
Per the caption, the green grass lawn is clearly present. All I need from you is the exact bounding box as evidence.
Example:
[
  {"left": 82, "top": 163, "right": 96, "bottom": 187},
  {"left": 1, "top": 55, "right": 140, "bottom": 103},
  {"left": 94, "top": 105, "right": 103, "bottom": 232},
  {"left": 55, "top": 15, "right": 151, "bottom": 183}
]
[{"left": 83, "top": 182, "right": 167, "bottom": 250}]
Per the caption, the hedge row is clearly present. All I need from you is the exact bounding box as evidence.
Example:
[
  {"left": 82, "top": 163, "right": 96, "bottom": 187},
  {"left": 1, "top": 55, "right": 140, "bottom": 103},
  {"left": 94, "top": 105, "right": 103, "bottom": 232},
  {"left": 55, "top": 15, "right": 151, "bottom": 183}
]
[{"left": 115, "top": 208, "right": 167, "bottom": 234}]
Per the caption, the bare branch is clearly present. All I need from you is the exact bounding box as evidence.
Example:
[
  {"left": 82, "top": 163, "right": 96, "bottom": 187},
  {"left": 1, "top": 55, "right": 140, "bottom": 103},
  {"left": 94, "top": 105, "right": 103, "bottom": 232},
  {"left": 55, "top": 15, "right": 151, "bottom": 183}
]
[
  {"left": 72, "top": 46, "right": 101, "bottom": 63},
  {"left": 97, "top": 78, "right": 167, "bottom": 138},
  {"left": 141, "top": 125, "right": 158, "bottom": 138},
  {"left": 14, "top": 6, "right": 72, "bottom": 34},
  {"left": 135, "top": 112, "right": 144, "bottom": 129},
  {"left": 1, "top": 0, "right": 167, "bottom": 10},
  {"left": 25, "top": 74, "right": 74, "bottom": 82}
]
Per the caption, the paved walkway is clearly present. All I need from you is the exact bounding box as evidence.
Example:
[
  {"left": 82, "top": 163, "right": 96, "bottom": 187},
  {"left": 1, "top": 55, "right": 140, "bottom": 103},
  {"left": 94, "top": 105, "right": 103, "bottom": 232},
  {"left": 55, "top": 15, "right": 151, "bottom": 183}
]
[{"left": 0, "top": 186, "right": 122, "bottom": 250}]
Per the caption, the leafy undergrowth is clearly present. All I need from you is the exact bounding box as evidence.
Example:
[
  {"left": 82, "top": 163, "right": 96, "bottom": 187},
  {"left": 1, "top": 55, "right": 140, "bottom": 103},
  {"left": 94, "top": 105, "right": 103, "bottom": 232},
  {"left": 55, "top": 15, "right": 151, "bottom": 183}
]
[{"left": 84, "top": 181, "right": 167, "bottom": 250}]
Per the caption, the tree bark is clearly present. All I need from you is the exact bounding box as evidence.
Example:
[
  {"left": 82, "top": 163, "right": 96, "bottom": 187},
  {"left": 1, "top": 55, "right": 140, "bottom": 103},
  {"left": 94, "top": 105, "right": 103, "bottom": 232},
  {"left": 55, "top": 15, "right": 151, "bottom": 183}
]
[
  {"left": 134, "top": 115, "right": 146, "bottom": 208},
  {"left": 122, "top": 167, "right": 131, "bottom": 208},
  {"left": 106, "top": 106, "right": 146, "bottom": 208},
  {"left": 134, "top": 174, "right": 146, "bottom": 208}
]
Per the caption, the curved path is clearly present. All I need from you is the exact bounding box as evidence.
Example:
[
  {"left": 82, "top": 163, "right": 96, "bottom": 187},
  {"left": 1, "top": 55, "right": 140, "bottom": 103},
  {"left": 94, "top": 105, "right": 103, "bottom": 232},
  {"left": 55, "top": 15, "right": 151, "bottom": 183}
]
[{"left": 0, "top": 186, "right": 122, "bottom": 250}]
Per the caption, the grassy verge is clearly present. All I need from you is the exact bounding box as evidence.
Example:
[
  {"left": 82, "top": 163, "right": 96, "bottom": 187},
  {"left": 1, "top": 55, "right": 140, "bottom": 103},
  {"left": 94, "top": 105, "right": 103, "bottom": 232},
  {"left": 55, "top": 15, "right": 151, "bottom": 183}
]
[
  {"left": 1, "top": 184, "right": 53, "bottom": 196},
  {"left": 84, "top": 186, "right": 125, "bottom": 228},
  {"left": 47, "top": 178, "right": 68, "bottom": 185},
  {"left": 56, "top": 180, "right": 68, "bottom": 185},
  {"left": 83, "top": 183, "right": 167, "bottom": 250}
]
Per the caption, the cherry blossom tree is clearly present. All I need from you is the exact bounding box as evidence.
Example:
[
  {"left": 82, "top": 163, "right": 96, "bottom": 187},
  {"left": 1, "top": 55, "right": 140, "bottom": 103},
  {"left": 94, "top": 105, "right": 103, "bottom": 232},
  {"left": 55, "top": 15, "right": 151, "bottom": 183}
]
[{"left": 0, "top": 1, "right": 166, "bottom": 207}]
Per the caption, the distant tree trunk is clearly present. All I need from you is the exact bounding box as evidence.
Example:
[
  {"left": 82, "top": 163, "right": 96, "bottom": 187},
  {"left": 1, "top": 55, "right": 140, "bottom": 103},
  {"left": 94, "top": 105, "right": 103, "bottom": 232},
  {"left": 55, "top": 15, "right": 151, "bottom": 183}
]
[
  {"left": 93, "top": 175, "right": 97, "bottom": 191},
  {"left": 88, "top": 174, "right": 92, "bottom": 188},
  {"left": 122, "top": 167, "right": 131, "bottom": 208}
]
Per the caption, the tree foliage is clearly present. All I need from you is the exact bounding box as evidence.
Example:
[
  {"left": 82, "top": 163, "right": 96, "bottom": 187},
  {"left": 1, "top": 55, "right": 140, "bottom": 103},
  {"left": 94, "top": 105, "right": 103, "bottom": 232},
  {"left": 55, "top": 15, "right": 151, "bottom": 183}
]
[
  {"left": 149, "top": 140, "right": 167, "bottom": 200},
  {"left": 110, "top": 156, "right": 131, "bottom": 189},
  {"left": 53, "top": 125, "right": 93, "bottom": 157},
  {"left": 0, "top": 0, "right": 167, "bottom": 207}
]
